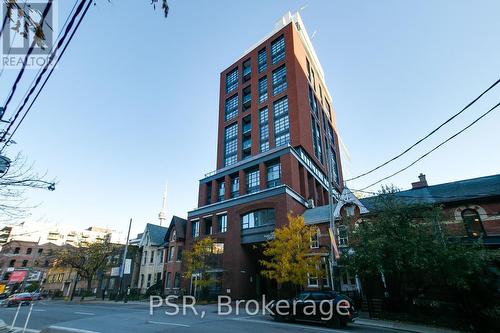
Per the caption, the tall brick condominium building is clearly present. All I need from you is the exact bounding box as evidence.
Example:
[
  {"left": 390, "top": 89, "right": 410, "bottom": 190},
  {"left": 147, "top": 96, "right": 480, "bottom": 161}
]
[{"left": 186, "top": 12, "right": 344, "bottom": 299}]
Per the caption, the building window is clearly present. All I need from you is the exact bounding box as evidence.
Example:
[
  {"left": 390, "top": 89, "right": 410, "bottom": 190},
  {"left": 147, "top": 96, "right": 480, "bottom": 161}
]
[
  {"left": 147, "top": 274, "right": 152, "bottom": 288},
  {"left": 242, "top": 85, "right": 252, "bottom": 112},
  {"left": 246, "top": 169, "right": 260, "bottom": 194},
  {"left": 218, "top": 181, "right": 225, "bottom": 201},
  {"left": 312, "top": 116, "right": 323, "bottom": 163},
  {"left": 219, "top": 214, "right": 227, "bottom": 233},
  {"left": 231, "top": 176, "right": 239, "bottom": 198},
  {"left": 174, "top": 272, "right": 181, "bottom": 288},
  {"left": 258, "top": 48, "right": 267, "bottom": 72},
  {"left": 176, "top": 247, "right": 183, "bottom": 261},
  {"left": 310, "top": 228, "right": 320, "bottom": 249},
  {"left": 307, "top": 273, "right": 319, "bottom": 287},
  {"left": 224, "top": 94, "right": 238, "bottom": 121},
  {"left": 329, "top": 147, "right": 339, "bottom": 184},
  {"left": 272, "top": 65, "right": 287, "bottom": 95},
  {"left": 273, "top": 97, "right": 290, "bottom": 147},
  {"left": 224, "top": 123, "right": 238, "bottom": 167},
  {"left": 143, "top": 251, "right": 147, "bottom": 265},
  {"left": 166, "top": 272, "right": 172, "bottom": 289},
  {"left": 259, "top": 107, "right": 270, "bottom": 152},
  {"left": 192, "top": 221, "right": 199, "bottom": 238},
  {"left": 241, "top": 209, "right": 275, "bottom": 229},
  {"left": 308, "top": 86, "right": 317, "bottom": 115},
  {"left": 140, "top": 274, "right": 144, "bottom": 287},
  {"left": 168, "top": 246, "right": 175, "bottom": 261},
  {"left": 150, "top": 250, "right": 154, "bottom": 264},
  {"left": 241, "top": 116, "right": 252, "bottom": 159},
  {"left": 258, "top": 76, "right": 268, "bottom": 103},
  {"left": 225, "top": 68, "right": 238, "bottom": 94},
  {"left": 26, "top": 248, "right": 32, "bottom": 255},
  {"left": 271, "top": 35, "right": 285, "bottom": 64},
  {"left": 159, "top": 249, "right": 164, "bottom": 263},
  {"left": 206, "top": 182, "right": 212, "bottom": 204},
  {"left": 338, "top": 225, "right": 348, "bottom": 247},
  {"left": 205, "top": 218, "right": 213, "bottom": 235},
  {"left": 267, "top": 163, "right": 281, "bottom": 188},
  {"left": 461, "top": 209, "right": 485, "bottom": 238},
  {"left": 13, "top": 247, "right": 20, "bottom": 254},
  {"left": 37, "top": 248, "right": 43, "bottom": 254},
  {"left": 242, "top": 59, "right": 251, "bottom": 82},
  {"left": 9, "top": 259, "right": 15, "bottom": 267}
]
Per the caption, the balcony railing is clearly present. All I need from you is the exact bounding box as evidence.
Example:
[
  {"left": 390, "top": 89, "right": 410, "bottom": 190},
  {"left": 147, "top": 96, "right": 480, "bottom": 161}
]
[
  {"left": 242, "top": 140, "right": 252, "bottom": 150},
  {"left": 242, "top": 94, "right": 252, "bottom": 106},
  {"left": 243, "top": 66, "right": 251, "bottom": 77},
  {"left": 242, "top": 123, "right": 251, "bottom": 134}
]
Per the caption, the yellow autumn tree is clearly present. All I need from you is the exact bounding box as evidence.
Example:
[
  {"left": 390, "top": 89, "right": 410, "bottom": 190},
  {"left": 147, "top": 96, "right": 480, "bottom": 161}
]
[
  {"left": 260, "top": 214, "right": 324, "bottom": 291},
  {"left": 183, "top": 236, "right": 218, "bottom": 299}
]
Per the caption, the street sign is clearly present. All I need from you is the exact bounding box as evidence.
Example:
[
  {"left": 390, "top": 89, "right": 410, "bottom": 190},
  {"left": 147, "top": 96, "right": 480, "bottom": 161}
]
[
  {"left": 124, "top": 259, "right": 131, "bottom": 275},
  {"left": 27, "top": 271, "right": 42, "bottom": 281},
  {"left": 110, "top": 267, "right": 120, "bottom": 277}
]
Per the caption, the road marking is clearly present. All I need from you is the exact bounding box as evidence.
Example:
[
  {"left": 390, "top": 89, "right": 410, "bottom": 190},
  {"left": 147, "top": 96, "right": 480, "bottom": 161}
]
[
  {"left": 148, "top": 320, "right": 190, "bottom": 327},
  {"left": 230, "top": 317, "right": 347, "bottom": 332},
  {"left": 73, "top": 311, "right": 95, "bottom": 315},
  {"left": 10, "top": 328, "right": 40, "bottom": 333},
  {"left": 33, "top": 309, "right": 46, "bottom": 312},
  {"left": 47, "top": 326, "right": 101, "bottom": 333}
]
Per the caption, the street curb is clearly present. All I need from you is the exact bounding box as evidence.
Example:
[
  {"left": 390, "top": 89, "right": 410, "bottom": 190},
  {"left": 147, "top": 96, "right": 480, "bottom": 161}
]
[{"left": 354, "top": 319, "right": 462, "bottom": 333}]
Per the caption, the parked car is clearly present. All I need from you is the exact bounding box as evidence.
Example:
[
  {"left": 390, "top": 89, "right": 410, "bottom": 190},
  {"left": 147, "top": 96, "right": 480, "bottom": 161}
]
[
  {"left": 31, "top": 292, "right": 42, "bottom": 300},
  {"left": 270, "top": 291, "right": 358, "bottom": 328},
  {"left": 4, "top": 293, "right": 33, "bottom": 307}
]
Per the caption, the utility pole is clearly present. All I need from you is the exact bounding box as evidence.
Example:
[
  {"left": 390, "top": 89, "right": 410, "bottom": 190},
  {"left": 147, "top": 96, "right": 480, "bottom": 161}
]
[
  {"left": 118, "top": 218, "right": 132, "bottom": 302},
  {"left": 325, "top": 141, "right": 340, "bottom": 291}
]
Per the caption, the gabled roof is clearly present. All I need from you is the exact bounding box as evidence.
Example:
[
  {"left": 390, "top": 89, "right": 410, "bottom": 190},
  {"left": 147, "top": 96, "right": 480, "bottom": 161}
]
[
  {"left": 139, "top": 223, "right": 168, "bottom": 247},
  {"left": 163, "top": 216, "right": 187, "bottom": 246},
  {"left": 303, "top": 187, "right": 368, "bottom": 225},
  {"left": 360, "top": 173, "right": 500, "bottom": 211}
]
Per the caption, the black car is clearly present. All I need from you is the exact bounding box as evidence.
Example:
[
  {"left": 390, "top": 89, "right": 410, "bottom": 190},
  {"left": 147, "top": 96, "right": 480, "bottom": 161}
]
[{"left": 270, "top": 291, "right": 358, "bottom": 328}]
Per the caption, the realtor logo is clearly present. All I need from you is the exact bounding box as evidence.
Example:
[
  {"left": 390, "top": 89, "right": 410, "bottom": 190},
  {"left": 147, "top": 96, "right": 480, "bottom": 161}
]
[{"left": 1, "top": 0, "right": 58, "bottom": 68}]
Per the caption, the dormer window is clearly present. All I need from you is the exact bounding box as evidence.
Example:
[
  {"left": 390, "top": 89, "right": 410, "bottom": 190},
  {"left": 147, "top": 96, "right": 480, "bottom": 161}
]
[{"left": 171, "top": 230, "right": 176, "bottom": 241}]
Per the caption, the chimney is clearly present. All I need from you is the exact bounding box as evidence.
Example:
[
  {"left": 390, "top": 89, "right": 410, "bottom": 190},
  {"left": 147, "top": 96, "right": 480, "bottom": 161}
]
[{"left": 411, "top": 173, "right": 428, "bottom": 189}]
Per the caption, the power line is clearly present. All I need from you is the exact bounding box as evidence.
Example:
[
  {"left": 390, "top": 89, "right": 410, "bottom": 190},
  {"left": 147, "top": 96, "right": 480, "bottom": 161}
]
[
  {"left": 0, "top": 0, "right": 91, "bottom": 151},
  {"left": 359, "top": 101, "right": 500, "bottom": 191},
  {"left": 0, "top": 0, "right": 53, "bottom": 120},
  {"left": 346, "top": 78, "right": 500, "bottom": 182},
  {"left": 0, "top": 0, "right": 80, "bottom": 131}
]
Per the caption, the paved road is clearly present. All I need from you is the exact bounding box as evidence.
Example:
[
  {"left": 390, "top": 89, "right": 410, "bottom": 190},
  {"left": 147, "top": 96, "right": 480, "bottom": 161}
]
[{"left": 0, "top": 300, "right": 402, "bottom": 333}]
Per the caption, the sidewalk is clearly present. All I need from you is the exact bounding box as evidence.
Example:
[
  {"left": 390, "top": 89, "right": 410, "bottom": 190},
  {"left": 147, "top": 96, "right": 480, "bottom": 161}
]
[{"left": 354, "top": 317, "right": 462, "bottom": 333}]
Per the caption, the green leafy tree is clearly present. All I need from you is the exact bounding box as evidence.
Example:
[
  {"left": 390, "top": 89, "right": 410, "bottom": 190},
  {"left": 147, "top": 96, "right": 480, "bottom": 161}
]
[
  {"left": 343, "top": 186, "right": 499, "bottom": 330},
  {"left": 54, "top": 240, "right": 118, "bottom": 298},
  {"left": 260, "top": 214, "right": 324, "bottom": 294}
]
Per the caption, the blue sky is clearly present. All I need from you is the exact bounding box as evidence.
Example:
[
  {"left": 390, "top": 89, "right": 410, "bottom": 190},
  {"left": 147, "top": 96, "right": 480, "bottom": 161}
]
[{"left": 1, "top": 0, "right": 499, "bottom": 237}]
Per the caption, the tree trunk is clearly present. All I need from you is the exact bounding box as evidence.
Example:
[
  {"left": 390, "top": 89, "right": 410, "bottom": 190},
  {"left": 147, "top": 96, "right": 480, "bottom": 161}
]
[{"left": 81, "top": 276, "right": 93, "bottom": 301}]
